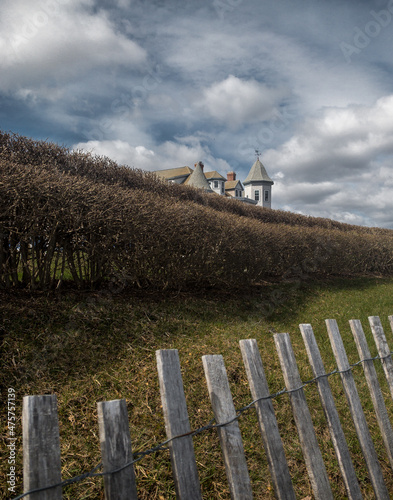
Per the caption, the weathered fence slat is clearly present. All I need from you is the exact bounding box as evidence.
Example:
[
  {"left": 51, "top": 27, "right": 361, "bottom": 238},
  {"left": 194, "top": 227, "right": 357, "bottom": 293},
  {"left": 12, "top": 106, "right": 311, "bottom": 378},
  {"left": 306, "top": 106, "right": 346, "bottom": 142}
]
[
  {"left": 97, "top": 399, "right": 138, "bottom": 500},
  {"left": 370, "top": 316, "right": 393, "bottom": 400},
  {"left": 299, "top": 324, "right": 362, "bottom": 500},
  {"left": 350, "top": 319, "right": 393, "bottom": 469},
  {"left": 325, "top": 319, "right": 390, "bottom": 500},
  {"left": 156, "top": 349, "right": 202, "bottom": 500},
  {"left": 239, "top": 339, "right": 296, "bottom": 500},
  {"left": 22, "top": 395, "right": 62, "bottom": 500},
  {"left": 273, "top": 333, "right": 333, "bottom": 500},
  {"left": 202, "top": 354, "right": 253, "bottom": 500}
]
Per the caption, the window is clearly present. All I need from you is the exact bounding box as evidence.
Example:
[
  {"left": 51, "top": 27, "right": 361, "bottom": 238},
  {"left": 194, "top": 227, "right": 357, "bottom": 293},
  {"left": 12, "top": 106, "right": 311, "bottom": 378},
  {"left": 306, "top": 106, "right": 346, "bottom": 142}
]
[
  {"left": 255, "top": 190, "right": 260, "bottom": 201},
  {"left": 221, "top": 183, "right": 224, "bottom": 194},
  {"left": 264, "top": 190, "right": 269, "bottom": 202},
  {"left": 214, "top": 180, "right": 218, "bottom": 188}
]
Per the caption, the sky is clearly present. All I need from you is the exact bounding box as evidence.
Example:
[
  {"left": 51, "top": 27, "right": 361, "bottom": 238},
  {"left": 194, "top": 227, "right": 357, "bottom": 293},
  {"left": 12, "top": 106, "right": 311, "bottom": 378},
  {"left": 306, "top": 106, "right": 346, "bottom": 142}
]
[{"left": 2, "top": 0, "right": 393, "bottom": 228}]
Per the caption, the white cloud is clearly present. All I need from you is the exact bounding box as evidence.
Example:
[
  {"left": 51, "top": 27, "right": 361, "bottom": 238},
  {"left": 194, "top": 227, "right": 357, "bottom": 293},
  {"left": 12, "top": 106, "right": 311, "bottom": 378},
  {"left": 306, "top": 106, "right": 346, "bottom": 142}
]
[
  {"left": 0, "top": 0, "right": 146, "bottom": 94},
  {"left": 264, "top": 94, "right": 393, "bottom": 183},
  {"left": 262, "top": 94, "right": 393, "bottom": 227},
  {"left": 72, "top": 137, "right": 232, "bottom": 173},
  {"left": 72, "top": 140, "right": 155, "bottom": 169},
  {"left": 274, "top": 181, "right": 338, "bottom": 204},
  {"left": 197, "top": 75, "right": 283, "bottom": 128}
]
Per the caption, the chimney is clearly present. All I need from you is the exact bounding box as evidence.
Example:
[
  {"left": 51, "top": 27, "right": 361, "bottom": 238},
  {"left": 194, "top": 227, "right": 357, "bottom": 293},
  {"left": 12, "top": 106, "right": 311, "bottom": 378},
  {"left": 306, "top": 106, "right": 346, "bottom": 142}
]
[
  {"left": 227, "top": 171, "right": 236, "bottom": 181},
  {"left": 195, "top": 161, "right": 204, "bottom": 172}
]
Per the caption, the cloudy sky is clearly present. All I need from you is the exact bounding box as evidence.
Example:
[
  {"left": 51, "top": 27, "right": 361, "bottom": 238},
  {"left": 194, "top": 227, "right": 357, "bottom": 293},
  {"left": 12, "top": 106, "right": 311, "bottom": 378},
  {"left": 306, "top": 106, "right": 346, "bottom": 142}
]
[{"left": 2, "top": 0, "right": 393, "bottom": 227}]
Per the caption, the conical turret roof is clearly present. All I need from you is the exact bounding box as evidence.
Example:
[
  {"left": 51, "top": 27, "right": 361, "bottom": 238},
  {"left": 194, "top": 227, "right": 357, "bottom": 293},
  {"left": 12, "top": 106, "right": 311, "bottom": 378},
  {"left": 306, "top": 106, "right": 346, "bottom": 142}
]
[
  {"left": 185, "top": 162, "right": 213, "bottom": 191},
  {"left": 243, "top": 158, "right": 273, "bottom": 185}
]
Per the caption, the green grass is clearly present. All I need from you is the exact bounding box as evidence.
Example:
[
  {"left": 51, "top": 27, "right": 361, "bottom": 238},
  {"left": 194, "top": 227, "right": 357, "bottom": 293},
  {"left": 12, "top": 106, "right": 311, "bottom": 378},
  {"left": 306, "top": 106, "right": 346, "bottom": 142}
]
[{"left": 1, "top": 276, "right": 393, "bottom": 499}]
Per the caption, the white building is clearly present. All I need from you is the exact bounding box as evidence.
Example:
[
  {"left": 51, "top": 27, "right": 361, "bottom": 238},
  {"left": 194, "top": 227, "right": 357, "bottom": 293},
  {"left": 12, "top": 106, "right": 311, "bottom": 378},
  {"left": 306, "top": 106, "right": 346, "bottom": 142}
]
[
  {"left": 243, "top": 157, "right": 274, "bottom": 208},
  {"left": 205, "top": 170, "right": 226, "bottom": 195},
  {"left": 154, "top": 157, "right": 274, "bottom": 208}
]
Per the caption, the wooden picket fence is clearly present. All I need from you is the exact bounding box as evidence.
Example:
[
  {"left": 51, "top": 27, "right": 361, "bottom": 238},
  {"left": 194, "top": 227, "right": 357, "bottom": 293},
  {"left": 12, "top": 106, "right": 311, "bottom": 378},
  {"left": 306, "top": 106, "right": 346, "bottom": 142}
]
[{"left": 20, "top": 316, "right": 393, "bottom": 499}]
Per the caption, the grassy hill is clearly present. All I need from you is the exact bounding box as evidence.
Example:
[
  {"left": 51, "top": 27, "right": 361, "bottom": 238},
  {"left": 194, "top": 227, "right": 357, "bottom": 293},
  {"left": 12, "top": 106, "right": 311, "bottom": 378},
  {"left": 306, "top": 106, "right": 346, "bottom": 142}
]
[{"left": 1, "top": 277, "right": 393, "bottom": 499}]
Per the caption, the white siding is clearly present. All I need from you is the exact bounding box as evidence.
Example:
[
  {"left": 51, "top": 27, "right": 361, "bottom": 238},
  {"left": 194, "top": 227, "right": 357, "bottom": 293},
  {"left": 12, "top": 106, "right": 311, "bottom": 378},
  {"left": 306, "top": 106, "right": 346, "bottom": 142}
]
[{"left": 244, "top": 182, "right": 272, "bottom": 208}]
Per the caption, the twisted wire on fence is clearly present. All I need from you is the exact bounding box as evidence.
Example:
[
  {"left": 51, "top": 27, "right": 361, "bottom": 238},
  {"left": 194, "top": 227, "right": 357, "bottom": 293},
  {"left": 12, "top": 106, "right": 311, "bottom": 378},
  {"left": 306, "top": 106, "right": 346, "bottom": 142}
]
[{"left": 12, "top": 351, "right": 393, "bottom": 500}]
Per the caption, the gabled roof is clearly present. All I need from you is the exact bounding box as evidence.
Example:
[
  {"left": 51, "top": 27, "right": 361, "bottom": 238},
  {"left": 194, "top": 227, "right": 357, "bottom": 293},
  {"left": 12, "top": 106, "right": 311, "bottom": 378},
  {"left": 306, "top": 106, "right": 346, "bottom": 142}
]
[
  {"left": 184, "top": 162, "right": 213, "bottom": 191},
  {"left": 243, "top": 158, "right": 273, "bottom": 185},
  {"left": 205, "top": 171, "right": 226, "bottom": 181},
  {"left": 154, "top": 166, "right": 193, "bottom": 180},
  {"left": 225, "top": 180, "right": 244, "bottom": 190}
]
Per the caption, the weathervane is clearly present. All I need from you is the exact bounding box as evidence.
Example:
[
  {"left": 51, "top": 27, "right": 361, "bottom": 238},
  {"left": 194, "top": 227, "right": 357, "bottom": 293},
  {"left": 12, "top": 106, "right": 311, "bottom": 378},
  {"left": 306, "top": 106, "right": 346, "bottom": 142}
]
[{"left": 255, "top": 149, "right": 261, "bottom": 159}]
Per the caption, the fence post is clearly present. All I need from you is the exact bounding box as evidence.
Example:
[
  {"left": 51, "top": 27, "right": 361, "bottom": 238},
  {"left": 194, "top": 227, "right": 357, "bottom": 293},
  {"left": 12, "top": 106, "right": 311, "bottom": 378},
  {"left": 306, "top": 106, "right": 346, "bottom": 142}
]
[
  {"left": 274, "top": 333, "right": 333, "bottom": 500},
  {"left": 370, "top": 316, "right": 393, "bottom": 400},
  {"left": 202, "top": 354, "right": 253, "bottom": 500},
  {"left": 156, "top": 349, "right": 202, "bottom": 500},
  {"left": 97, "top": 399, "right": 137, "bottom": 500},
  {"left": 239, "top": 339, "right": 296, "bottom": 500},
  {"left": 325, "top": 319, "right": 390, "bottom": 500},
  {"left": 299, "top": 324, "right": 362, "bottom": 500},
  {"left": 350, "top": 319, "right": 393, "bottom": 469},
  {"left": 22, "top": 395, "right": 62, "bottom": 500}
]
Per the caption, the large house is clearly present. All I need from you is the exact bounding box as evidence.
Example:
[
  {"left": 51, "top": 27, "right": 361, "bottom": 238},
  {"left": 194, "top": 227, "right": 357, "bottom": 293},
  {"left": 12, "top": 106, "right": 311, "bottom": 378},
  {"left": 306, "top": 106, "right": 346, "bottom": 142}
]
[{"left": 154, "top": 157, "right": 274, "bottom": 208}]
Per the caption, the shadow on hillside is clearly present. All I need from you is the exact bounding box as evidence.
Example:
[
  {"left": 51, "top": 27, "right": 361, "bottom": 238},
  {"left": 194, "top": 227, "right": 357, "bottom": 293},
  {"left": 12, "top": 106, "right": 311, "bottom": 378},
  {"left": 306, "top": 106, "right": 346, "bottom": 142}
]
[
  {"left": 0, "top": 275, "right": 389, "bottom": 388},
  {"left": 251, "top": 275, "right": 386, "bottom": 323}
]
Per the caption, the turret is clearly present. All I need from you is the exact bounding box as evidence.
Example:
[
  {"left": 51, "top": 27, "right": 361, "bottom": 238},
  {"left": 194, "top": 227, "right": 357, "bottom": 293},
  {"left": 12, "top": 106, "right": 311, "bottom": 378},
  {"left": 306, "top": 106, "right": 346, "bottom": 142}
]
[{"left": 243, "top": 156, "right": 273, "bottom": 208}]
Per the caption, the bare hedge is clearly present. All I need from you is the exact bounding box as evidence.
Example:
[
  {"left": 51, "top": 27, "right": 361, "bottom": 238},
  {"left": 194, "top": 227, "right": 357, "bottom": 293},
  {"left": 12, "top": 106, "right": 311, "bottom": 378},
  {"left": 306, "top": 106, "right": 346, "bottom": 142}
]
[{"left": 1, "top": 131, "right": 393, "bottom": 290}]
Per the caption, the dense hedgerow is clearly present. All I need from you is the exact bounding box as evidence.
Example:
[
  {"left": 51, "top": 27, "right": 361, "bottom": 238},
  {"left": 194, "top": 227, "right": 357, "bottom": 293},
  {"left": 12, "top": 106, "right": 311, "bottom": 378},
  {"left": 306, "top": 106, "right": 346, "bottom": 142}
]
[{"left": 1, "top": 130, "right": 393, "bottom": 290}]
